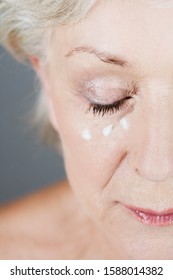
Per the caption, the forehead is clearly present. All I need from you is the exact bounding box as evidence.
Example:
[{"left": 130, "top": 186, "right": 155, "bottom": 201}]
[{"left": 52, "top": 0, "right": 173, "bottom": 78}]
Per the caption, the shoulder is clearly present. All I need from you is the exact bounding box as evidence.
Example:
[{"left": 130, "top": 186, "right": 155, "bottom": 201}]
[
  {"left": 0, "top": 180, "right": 71, "bottom": 231},
  {"left": 0, "top": 181, "right": 92, "bottom": 259}
]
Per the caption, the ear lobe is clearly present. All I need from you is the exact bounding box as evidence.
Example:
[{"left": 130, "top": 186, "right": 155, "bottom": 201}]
[
  {"left": 30, "top": 56, "right": 59, "bottom": 132},
  {"left": 30, "top": 56, "right": 40, "bottom": 71}
]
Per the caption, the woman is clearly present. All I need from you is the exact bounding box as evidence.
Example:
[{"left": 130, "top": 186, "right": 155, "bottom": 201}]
[{"left": 1, "top": 0, "right": 173, "bottom": 260}]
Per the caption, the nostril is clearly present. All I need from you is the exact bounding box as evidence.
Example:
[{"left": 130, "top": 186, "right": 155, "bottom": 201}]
[{"left": 134, "top": 163, "right": 173, "bottom": 182}]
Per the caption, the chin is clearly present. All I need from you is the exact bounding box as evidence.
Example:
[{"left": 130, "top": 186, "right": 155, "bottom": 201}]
[{"left": 106, "top": 229, "right": 173, "bottom": 259}]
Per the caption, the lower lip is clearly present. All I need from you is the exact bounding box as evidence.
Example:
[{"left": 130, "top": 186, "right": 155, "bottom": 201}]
[{"left": 126, "top": 207, "right": 173, "bottom": 226}]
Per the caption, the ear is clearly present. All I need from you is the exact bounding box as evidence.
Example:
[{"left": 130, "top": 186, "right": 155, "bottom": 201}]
[{"left": 30, "top": 56, "right": 59, "bottom": 132}]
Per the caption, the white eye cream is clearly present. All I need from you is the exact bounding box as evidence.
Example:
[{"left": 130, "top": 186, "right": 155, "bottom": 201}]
[
  {"left": 82, "top": 129, "right": 92, "bottom": 141},
  {"left": 120, "top": 117, "right": 129, "bottom": 130},
  {"left": 102, "top": 124, "right": 114, "bottom": 137}
]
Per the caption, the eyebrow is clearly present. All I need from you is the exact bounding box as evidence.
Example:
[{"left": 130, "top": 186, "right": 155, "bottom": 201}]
[{"left": 65, "top": 46, "right": 130, "bottom": 68}]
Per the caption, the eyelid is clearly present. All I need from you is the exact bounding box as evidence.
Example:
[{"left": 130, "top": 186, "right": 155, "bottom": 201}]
[
  {"left": 79, "top": 76, "right": 137, "bottom": 102},
  {"left": 82, "top": 86, "right": 130, "bottom": 105},
  {"left": 94, "top": 94, "right": 132, "bottom": 106},
  {"left": 83, "top": 85, "right": 136, "bottom": 106}
]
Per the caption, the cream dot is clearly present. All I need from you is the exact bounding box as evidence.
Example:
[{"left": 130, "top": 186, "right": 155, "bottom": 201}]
[
  {"left": 82, "top": 129, "right": 92, "bottom": 141},
  {"left": 102, "top": 124, "right": 114, "bottom": 137},
  {"left": 120, "top": 117, "right": 129, "bottom": 130}
]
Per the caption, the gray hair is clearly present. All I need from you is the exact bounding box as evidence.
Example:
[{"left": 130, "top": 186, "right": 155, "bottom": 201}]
[
  {"left": 0, "top": 0, "right": 96, "bottom": 148},
  {"left": 1, "top": 0, "right": 173, "bottom": 148}
]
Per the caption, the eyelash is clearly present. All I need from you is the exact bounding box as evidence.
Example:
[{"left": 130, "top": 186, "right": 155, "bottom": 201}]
[
  {"left": 86, "top": 82, "right": 138, "bottom": 117},
  {"left": 87, "top": 96, "right": 133, "bottom": 117}
]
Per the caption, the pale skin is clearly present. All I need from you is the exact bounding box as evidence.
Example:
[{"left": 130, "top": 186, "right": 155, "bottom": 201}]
[{"left": 1, "top": 0, "right": 173, "bottom": 259}]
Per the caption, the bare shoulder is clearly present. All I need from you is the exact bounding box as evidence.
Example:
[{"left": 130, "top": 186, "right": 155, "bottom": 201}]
[
  {"left": 0, "top": 180, "right": 73, "bottom": 230},
  {"left": 0, "top": 181, "right": 92, "bottom": 259}
]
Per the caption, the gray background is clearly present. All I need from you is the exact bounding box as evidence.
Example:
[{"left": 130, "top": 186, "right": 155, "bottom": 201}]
[{"left": 0, "top": 46, "right": 66, "bottom": 204}]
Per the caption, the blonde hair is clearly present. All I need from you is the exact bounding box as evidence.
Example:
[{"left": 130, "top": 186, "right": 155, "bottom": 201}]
[{"left": 0, "top": 0, "right": 96, "bottom": 148}]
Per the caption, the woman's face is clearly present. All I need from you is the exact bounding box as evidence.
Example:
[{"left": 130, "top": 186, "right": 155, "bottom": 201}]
[{"left": 41, "top": 0, "right": 173, "bottom": 258}]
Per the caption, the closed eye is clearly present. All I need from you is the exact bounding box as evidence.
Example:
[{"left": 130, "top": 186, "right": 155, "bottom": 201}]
[{"left": 87, "top": 96, "right": 134, "bottom": 117}]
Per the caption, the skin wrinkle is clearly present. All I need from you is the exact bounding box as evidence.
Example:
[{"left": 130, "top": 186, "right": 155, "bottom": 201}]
[
  {"left": 34, "top": 0, "right": 173, "bottom": 259},
  {"left": 100, "top": 151, "right": 128, "bottom": 194}
]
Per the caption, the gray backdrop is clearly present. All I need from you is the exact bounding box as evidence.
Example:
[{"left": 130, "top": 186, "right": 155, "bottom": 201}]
[{"left": 0, "top": 46, "right": 66, "bottom": 204}]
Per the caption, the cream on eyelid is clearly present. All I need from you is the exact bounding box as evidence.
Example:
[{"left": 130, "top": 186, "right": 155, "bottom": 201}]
[
  {"left": 102, "top": 124, "right": 114, "bottom": 137},
  {"left": 81, "top": 129, "right": 92, "bottom": 141},
  {"left": 120, "top": 117, "right": 129, "bottom": 130}
]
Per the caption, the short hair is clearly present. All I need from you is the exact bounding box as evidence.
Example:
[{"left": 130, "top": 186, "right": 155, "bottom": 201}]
[{"left": 0, "top": 0, "right": 96, "bottom": 148}]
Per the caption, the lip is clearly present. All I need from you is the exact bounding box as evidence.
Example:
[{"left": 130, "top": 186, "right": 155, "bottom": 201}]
[{"left": 123, "top": 204, "right": 173, "bottom": 226}]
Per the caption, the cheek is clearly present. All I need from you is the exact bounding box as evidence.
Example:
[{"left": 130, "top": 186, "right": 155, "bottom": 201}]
[
  {"left": 53, "top": 94, "right": 130, "bottom": 203},
  {"left": 48, "top": 76, "right": 132, "bottom": 213}
]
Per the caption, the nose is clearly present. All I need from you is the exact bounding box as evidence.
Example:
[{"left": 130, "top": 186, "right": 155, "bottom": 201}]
[{"left": 128, "top": 86, "right": 173, "bottom": 182}]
